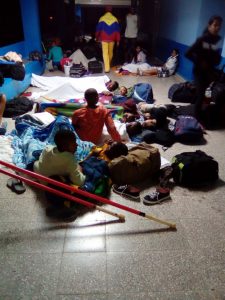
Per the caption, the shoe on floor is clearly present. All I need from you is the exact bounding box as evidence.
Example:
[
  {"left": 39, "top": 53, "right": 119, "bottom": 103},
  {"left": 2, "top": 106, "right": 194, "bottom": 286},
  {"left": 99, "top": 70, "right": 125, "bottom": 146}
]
[
  {"left": 143, "top": 191, "right": 170, "bottom": 205},
  {"left": 112, "top": 184, "right": 140, "bottom": 201},
  {"left": 7, "top": 178, "right": 26, "bottom": 194}
]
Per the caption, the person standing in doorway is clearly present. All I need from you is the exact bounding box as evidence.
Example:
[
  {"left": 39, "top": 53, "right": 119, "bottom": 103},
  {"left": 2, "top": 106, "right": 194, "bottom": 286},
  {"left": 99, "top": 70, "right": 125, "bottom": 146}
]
[
  {"left": 185, "top": 15, "right": 223, "bottom": 120},
  {"left": 95, "top": 6, "right": 121, "bottom": 73},
  {"left": 124, "top": 6, "right": 139, "bottom": 63}
]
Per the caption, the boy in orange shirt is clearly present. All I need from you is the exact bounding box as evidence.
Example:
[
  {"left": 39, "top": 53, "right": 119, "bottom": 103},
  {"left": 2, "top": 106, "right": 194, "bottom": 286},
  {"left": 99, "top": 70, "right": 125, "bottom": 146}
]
[{"left": 72, "top": 88, "right": 121, "bottom": 145}]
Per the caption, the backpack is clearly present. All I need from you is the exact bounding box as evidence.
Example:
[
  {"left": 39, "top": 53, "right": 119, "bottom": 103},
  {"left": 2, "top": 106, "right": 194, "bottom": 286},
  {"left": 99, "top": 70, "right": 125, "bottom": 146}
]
[
  {"left": 168, "top": 82, "right": 197, "bottom": 103},
  {"left": 3, "top": 97, "right": 34, "bottom": 118},
  {"left": 0, "top": 63, "right": 25, "bottom": 81},
  {"left": 88, "top": 61, "right": 103, "bottom": 74},
  {"left": 211, "top": 82, "right": 225, "bottom": 106},
  {"left": 70, "top": 63, "right": 86, "bottom": 78},
  {"left": 174, "top": 115, "right": 204, "bottom": 144},
  {"left": 171, "top": 150, "right": 219, "bottom": 187},
  {"left": 109, "top": 143, "right": 160, "bottom": 185},
  {"left": 131, "top": 83, "right": 154, "bottom": 104}
]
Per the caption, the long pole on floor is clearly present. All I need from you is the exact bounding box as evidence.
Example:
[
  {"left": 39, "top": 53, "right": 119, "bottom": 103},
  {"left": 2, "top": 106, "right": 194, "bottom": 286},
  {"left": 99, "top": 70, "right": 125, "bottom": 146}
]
[
  {"left": 0, "top": 167, "right": 125, "bottom": 221},
  {"left": 0, "top": 160, "right": 176, "bottom": 229}
]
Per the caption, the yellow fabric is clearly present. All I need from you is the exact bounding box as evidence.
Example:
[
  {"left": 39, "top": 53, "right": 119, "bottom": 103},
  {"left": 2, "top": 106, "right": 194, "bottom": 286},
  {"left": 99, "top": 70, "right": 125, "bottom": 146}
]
[
  {"left": 99, "top": 12, "right": 118, "bottom": 26},
  {"left": 102, "top": 41, "right": 114, "bottom": 72},
  {"left": 89, "top": 144, "right": 110, "bottom": 162}
]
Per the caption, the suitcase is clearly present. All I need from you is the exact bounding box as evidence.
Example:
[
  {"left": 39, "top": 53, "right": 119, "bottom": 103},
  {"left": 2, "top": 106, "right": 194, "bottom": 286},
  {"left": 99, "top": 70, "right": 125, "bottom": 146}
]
[{"left": 88, "top": 61, "right": 103, "bottom": 74}]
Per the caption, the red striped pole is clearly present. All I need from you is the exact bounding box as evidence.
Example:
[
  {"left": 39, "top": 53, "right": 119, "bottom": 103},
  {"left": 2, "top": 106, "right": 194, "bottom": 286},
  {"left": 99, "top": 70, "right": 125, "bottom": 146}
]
[
  {"left": 0, "top": 167, "right": 125, "bottom": 221},
  {"left": 0, "top": 160, "right": 176, "bottom": 228}
]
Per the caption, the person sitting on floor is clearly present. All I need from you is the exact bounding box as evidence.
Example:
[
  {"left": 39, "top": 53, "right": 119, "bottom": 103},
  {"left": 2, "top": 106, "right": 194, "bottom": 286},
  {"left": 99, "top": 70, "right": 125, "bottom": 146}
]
[
  {"left": 47, "top": 40, "right": 64, "bottom": 71},
  {"left": 33, "top": 129, "right": 86, "bottom": 220},
  {"left": 120, "top": 48, "right": 179, "bottom": 76},
  {"left": 33, "top": 129, "right": 85, "bottom": 186},
  {"left": 141, "top": 48, "right": 179, "bottom": 76},
  {"left": 0, "top": 94, "right": 7, "bottom": 135},
  {"left": 119, "top": 44, "right": 151, "bottom": 74},
  {"left": 72, "top": 88, "right": 122, "bottom": 145}
]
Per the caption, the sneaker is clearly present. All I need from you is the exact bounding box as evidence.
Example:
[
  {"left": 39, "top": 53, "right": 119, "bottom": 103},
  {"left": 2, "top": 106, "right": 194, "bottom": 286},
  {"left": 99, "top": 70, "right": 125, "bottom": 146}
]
[
  {"left": 112, "top": 184, "right": 140, "bottom": 201},
  {"left": 143, "top": 191, "right": 170, "bottom": 205},
  {"left": 0, "top": 121, "right": 7, "bottom": 135}
]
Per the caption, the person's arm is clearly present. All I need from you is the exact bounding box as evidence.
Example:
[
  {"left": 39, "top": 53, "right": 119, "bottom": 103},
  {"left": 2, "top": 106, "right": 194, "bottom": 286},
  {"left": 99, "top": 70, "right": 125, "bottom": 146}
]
[
  {"left": 68, "top": 158, "right": 86, "bottom": 186},
  {"left": 0, "top": 94, "right": 6, "bottom": 124},
  {"left": 185, "top": 38, "right": 202, "bottom": 64},
  {"left": 48, "top": 48, "right": 53, "bottom": 61},
  {"left": 72, "top": 110, "right": 79, "bottom": 128},
  {"left": 105, "top": 111, "right": 121, "bottom": 142}
]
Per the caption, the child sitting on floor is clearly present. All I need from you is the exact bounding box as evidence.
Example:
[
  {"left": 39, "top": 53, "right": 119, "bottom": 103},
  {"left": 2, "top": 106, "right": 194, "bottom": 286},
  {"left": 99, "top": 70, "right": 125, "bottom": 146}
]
[
  {"left": 33, "top": 129, "right": 86, "bottom": 220},
  {"left": 72, "top": 88, "right": 121, "bottom": 145}
]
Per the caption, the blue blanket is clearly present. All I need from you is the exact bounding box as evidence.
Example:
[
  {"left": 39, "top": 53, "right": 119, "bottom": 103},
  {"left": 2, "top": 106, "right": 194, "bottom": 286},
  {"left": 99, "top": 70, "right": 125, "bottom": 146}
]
[{"left": 11, "top": 115, "right": 94, "bottom": 169}]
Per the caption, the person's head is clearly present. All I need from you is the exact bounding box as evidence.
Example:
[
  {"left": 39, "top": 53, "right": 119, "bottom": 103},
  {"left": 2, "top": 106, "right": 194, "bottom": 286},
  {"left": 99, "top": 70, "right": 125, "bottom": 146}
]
[
  {"left": 142, "top": 119, "right": 157, "bottom": 128},
  {"left": 84, "top": 88, "right": 99, "bottom": 107},
  {"left": 106, "top": 80, "right": 119, "bottom": 92},
  {"left": 171, "top": 48, "right": 179, "bottom": 57},
  {"left": 54, "top": 129, "right": 77, "bottom": 153},
  {"left": 126, "top": 121, "right": 142, "bottom": 137},
  {"left": 129, "top": 6, "right": 136, "bottom": 14},
  {"left": 123, "top": 112, "right": 136, "bottom": 123},
  {"left": 135, "top": 45, "right": 142, "bottom": 53},
  {"left": 207, "top": 15, "right": 223, "bottom": 35},
  {"left": 119, "top": 86, "right": 127, "bottom": 96},
  {"left": 143, "top": 112, "right": 152, "bottom": 120},
  {"left": 104, "top": 142, "right": 128, "bottom": 160}
]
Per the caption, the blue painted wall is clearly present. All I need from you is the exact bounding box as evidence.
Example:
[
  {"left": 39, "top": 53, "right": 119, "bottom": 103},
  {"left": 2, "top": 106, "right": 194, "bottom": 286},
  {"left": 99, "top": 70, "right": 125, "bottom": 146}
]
[
  {"left": 0, "top": 0, "right": 42, "bottom": 58},
  {"left": 156, "top": 0, "right": 225, "bottom": 80}
]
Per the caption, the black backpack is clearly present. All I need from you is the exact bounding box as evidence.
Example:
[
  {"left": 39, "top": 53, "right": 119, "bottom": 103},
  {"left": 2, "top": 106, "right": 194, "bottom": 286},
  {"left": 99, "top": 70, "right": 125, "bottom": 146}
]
[
  {"left": 174, "top": 115, "right": 204, "bottom": 144},
  {"left": 171, "top": 150, "right": 219, "bottom": 187},
  {"left": 168, "top": 82, "right": 197, "bottom": 103},
  {"left": 3, "top": 97, "right": 34, "bottom": 118}
]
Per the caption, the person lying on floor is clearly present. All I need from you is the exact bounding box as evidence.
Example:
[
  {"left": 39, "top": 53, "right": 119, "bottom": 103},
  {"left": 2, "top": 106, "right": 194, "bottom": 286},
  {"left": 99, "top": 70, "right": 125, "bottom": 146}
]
[
  {"left": 102, "top": 80, "right": 119, "bottom": 95},
  {"left": 86, "top": 140, "right": 141, "bottom": 200},
  {"left": 0, "top": 94, "right": 7, "bottom": 135},
  {"left": 111, "top": 86, "right": 128, "bottom": 104},
  {"left": 72, "top": 88, "right": 122, "bottom": 145},
  {"left": 32, "top": 129, "right": 86, "bottom": 220}
]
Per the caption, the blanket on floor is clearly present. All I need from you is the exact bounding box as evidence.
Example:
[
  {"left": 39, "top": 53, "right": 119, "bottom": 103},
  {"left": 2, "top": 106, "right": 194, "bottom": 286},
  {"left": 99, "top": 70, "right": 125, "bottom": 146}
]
[
  {"left": 11, "top": 115, "right": 94, "bottom": 169},
  {"left": 31, "top": 74, "right": 110, "bottom": 95}
]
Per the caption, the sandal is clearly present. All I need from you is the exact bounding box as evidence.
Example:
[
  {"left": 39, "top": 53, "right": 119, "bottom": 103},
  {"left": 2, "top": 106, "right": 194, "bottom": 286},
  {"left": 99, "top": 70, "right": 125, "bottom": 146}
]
[{"left": 7, "top": 178, "right": 26, "bottom": 194}]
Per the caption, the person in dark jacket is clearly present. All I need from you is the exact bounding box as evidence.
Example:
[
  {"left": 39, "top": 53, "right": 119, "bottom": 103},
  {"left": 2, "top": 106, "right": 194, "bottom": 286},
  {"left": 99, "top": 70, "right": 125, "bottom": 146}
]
[{"left": 185, "top": 15, "right": 223, "bottom": 119}]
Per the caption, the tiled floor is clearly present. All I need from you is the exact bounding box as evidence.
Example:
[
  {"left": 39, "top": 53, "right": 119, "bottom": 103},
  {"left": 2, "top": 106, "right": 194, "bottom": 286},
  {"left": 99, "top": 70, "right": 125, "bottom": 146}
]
[{"left": 0, "top": 68, "right": 225, "bottom": 299}]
